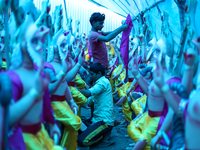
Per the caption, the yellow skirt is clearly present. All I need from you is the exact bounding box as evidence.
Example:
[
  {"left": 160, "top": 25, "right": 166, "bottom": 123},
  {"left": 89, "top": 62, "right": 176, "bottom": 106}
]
[
  {"left": 131, "top": 95, "right": 147, "bottom": 116},
  {"left": 115, "top": 70, "right": 126, "bottom": 92},
  {"left": 110, "top": 64, "right": 126, "bottom": 92},
  {"left": 85, "top": 54, "right": 90, "bottom": 61},
  {"left": 127, "top": 112, "right": 160, "bottom": 150},
  {"left": 51, "top": 101, "right": 82, "bottom": 150},
  {"left": 118, "top": 82, "right": 132, "bottom": 122},
  {"left": 74, "top": 74, "right": 86, "bottom": 89},
  {"left": 22, "top": 124, "right": 63, "bottom": 150},
  {"left": 69, "top": 86, "right": 87, "bottom": 117},
  {"left": 2, "top": 61, "right": 7, "bottom": 70}
]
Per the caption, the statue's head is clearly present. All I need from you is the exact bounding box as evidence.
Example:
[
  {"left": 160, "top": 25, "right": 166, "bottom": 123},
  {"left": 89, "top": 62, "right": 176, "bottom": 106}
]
[
  {"left": 11, "top": 15, "right": 49, "bottom": 69},
  {"left": 48, "top": 29, "right": 68, "bottom": 62},
  {"left": 146, "top": 37, "right": 157, "bottom": 61}
]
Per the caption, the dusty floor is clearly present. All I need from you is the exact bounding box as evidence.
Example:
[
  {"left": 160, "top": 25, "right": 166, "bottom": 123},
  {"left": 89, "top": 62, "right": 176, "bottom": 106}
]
[{"left": 81, "top": 104, "right": 135, "bottom": 150}]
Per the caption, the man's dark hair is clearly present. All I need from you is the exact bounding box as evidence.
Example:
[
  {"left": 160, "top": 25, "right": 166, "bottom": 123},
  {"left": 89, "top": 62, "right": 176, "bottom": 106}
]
[
  {"left": 89, "top": 62, "right": 105, "bottom": 76},
  {"left": 89, "top": 12, "right": 105, "bottom": 26}
]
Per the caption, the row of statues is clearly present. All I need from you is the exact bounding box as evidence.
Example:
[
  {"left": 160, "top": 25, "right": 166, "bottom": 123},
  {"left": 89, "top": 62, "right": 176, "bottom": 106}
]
[{"left": 0, "top": 0, "right": 200, "bottom": 150}]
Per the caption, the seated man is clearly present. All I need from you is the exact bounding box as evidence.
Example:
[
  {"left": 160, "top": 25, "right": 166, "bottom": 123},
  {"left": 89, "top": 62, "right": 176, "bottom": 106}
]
[{"left": 77, "top": 62, "right": 114, "bottom": 147}]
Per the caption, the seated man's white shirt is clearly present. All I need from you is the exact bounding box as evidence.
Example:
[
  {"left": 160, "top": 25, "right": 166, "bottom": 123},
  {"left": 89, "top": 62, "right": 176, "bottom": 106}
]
[{"left": 88, "top": 76, "right": 114, "bottom": 126}]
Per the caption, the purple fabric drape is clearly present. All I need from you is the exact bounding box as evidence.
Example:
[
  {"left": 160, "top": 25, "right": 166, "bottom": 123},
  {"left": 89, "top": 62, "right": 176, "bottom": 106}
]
[
  {"left": 34, "top": 64, "right": 55, "bottom": 125},
  {"left": 42, "top": 88, "right": 55, "bottom": 125},
  {"left": 5, "top": 71, "right": 26, "bottom": 150},
  {"left": 132, "top": 57, "right": 143, "bottom": 93},
  {"left": 120, "top": 14, "right": 133, "bottom": 72},
  {"left": 88, "top": 43, "right": 92, "bottom": 58}
]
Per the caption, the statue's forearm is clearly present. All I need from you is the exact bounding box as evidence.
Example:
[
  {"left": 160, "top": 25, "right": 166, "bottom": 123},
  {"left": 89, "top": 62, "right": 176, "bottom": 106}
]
[
  {"left": 66, "top": 63, "right": 81, "bottom": 82},
  {"left": 196, "top": 62, "right": 200, "bottom": 90},
  {"left": 158, "top": 107, "right": 174, "bottom": 134},
  {"left": 136, "top": 75, "right": 149, "bottom": 94},
  {"left": 182, "top": 67, "right": 194, "bottom": 96},
  {"left": 162, "top": 88, "right": 182, "bottom": 116},
  {"left": 141, "top": 43, "right": 147, "bottom": 63}
]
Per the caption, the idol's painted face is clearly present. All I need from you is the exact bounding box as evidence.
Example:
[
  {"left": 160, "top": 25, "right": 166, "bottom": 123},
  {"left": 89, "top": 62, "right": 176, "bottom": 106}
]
[
  {"left": 82, "top": 35, "right": 86, "bottom": 42},
  {"left": 31, "top": 27, "right": 49, "bottom": 54},
  {"left": 25, "top": 24, "right": 49, "bottom": 66},
  {"left": 76, "top": 35, "right": 80, "bottom": 41},
  {"left": 59, "top": 39, "right": 67, "bottom": 56},
  {"left": 93, "top": 21, "right": 104, "bottom": 31},
  {"left": 146, "top": 39, "right": 156, "bottom": 52},
  {"left": 31, "top": 31, "right": 43, "bottom": 54},
  {"left": 154, "top": 39, "right": 166, "bottom": 62},
  {"left": 153, "top": 47, "right": 161, "bottom": 59}
]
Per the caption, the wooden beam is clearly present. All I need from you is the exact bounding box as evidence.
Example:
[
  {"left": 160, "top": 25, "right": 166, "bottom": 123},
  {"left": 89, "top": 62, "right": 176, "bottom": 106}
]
[
  {"left": 119, "top": 0, "right": 135, "bottom": 17},
  {"left": 132, "top": 0, "right": 141, "bottom": 13},
  {"left": 112, "top": 0, "right": 130, "bottom": 16},
  {"left": 145, "top": 0, "right": 149, "bottom": 6},
  {"left": 88, "top": 0, "right": 127, "bottom": 18},
  {"left": 132, "top": 0, "right": 165, "bottom": 21}
]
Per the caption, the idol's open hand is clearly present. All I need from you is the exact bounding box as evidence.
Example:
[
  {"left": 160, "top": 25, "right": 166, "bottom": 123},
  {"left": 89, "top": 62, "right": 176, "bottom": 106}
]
[
  {"left": 34, "top": 60, "right": 50, "bottom": 98},
  {"left": 49, "top": 123, "right": 61, "bottom": 141},
  {"left": 153, "top": 59, "right": 164, "bottom": 88},
  {"left": 129, "top": 55, "right": 139, "bottom": 77},
  {"left": 78, "top": 50, "right": 85, "bottom": 65},
  {"left": 137, "top": 34, "right": 144, "bottom": 43},
  {"left": 112, "top": 74, "right": 120, "bottom": 80},
  {"left": 62, "top": 52, "right": 72, "bottom": 73},
  {"left": 150, "top": 134, "right": 162, "bottom": 150},
  {"left": 121, "top": 25, "right": 129, "bottom": 31},
  {"left": 127, "top": 86, "right": 134, "bottom": 95},
  {"left": 82, "top": 44, "right": 88, "bottom": 52},
  {"left": 69, "top": 99, "right": 79, "bottom": 114}
]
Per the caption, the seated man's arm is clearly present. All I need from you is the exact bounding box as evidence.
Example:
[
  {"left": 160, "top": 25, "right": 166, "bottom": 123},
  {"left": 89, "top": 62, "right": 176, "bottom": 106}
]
[
  {"left": 79, "top": 89, "right": 91, "bottom": 97},
  {"left": 98, "top": 25, "right": 128, "bottom": 42},
  {"left": 79, "top": 82, "right": 104, "bottom": 98}
]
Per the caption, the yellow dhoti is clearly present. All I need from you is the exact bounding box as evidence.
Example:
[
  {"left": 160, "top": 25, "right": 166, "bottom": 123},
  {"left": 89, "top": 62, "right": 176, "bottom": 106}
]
[
  {"left": 0, "top": 60, "right": 7, "bottom": 71},
  {"left": 85, "top": 48, "right": 90, "bottom": 61},
  {"left": 110, "top": 64, "right": 126, "bottom": 92},
  {"left": 68, "top": 75, "right": 88, "bottom": 117},
  {"left": 69, "top": 86, "right": 87, "bottom": 117},
  {"left": 51, "top": 101, "right": 82, "bottom": 150},
  {"left": 118, "top": 82, "right": 132, "bottom": 122},
  {"left": 127, "top": 112, "right": 160, "bottom": 150},
  {"left": 85, "top": 54, "right": 90, "bottom": 61},
  {"left": 131, "top": 95, "right": 147, "bottom": 116},
  {"left": 22, "top": 124, "right": 63, "bottom": 150},
  {"left": 75, "top": 74, "right": 86, "bottom": 90}
]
